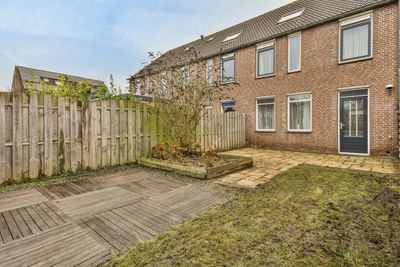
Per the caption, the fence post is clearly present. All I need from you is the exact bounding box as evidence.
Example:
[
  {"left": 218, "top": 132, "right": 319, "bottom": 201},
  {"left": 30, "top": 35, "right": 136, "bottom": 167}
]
[
  {"left": 0, "top": 93, "right": 5, "bottom": 183},
  {"left": 135, "top": 102, "right": 141, "bottom": 159},
  {"left": 89, "top": 101, "right": 97, "bottom": 169},
  {"left": 70, "top": 100, "right": 78, "bottom": 172},
  {"left": 127, "top": 100, "right": 135, "bottom": 162}
]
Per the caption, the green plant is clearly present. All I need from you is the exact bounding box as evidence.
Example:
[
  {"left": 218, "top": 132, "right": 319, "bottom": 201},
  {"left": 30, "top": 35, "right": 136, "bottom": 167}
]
[{"left": 24, "top": 73, "right": 138, "bottom": 102}]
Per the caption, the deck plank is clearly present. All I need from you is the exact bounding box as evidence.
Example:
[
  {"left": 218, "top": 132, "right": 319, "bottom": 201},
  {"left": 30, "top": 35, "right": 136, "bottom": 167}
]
[
  {"left": 0, "top": 189, "right": 47, "bottom": 212},
  {"left": 53, "top": 187, "right": 144, "bottom": 219}
]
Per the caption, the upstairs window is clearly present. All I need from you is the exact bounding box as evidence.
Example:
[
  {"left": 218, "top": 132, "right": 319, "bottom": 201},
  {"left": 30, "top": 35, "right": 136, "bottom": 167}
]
[
  {"left": 145, "top": 77, "right": 149, "bottom": 96},
  {"left": 159, "top": 72, "right": 167, "bottom": 94},
  {"left": 340, "top": 13, "right": 372, "bottom": 63},
  {"left": 206, "top": 59, "right": 213, "bottom": 85},
  {"left": 135, "top": 79, "right": 141, "bottom": 95},
  {"left": 257, "top": 41, "right": 275, "bottom": 77},
  {"left": 222, "top": 54, "right": 235, "bottom": 83},
  {"left": 181, "top": 66, "right": 190, "bottom": 85},
  {"left": 288, "top": 33, "right": 301, "bottom": 72}
]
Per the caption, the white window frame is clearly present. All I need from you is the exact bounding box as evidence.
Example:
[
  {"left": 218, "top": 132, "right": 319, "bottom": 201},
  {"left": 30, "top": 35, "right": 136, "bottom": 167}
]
[
  {"left": 339, "top": 11, "right": 373, "bottom": 64},
  {"left": 159, "top": 72, "right": 167, "bottom": 94},
  {"left": 135, "top": 78, "right": 141, "bottom": 95},
  {"left": 206, "top": 59, "right": 213, "bottom": 85},
  {"left": 278, "top": 8, "right": 305, "bottom": 24},
  {"left": 221, "top": 53, "right": 235, "bottom": 84},
  {"left": 222, "top": 32, "right": 241, "bottom": 43},
  {"left": 288, "top": 32, "right": 302, "bottom": 73},
  {"left": 287, "top": 92, "right": 312, "bottom": 132},
  {"left": 145, "top": 77, "right": 149, "bottom": 96},
  {"left": 256, "top": 40, "right": 276, "bottom": 78},
  {"left": 181, "top": 66, "right": 190, "bottom": 83},
  {"left": 256, "top": 96, "right": 275, "bottom": 132},
  {"left": 221, "top": 100, "right": 235, "bottom": 113}
]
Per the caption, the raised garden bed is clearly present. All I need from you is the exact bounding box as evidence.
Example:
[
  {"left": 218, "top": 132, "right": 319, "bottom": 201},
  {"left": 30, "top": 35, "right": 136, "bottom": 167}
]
[{"left": 139, "top": 155, "right": 253, "bottom": 180}]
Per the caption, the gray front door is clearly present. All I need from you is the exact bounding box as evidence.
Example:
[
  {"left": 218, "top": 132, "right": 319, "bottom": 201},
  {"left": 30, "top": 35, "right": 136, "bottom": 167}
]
[{"left": 339, "top": 90, "right": 368, "bottom": 154}]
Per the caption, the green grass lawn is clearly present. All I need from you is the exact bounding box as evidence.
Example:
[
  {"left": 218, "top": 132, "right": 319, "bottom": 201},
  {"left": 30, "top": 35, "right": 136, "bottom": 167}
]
[{"left": 106, "top": 165, "right": 400, "bottom": 266}]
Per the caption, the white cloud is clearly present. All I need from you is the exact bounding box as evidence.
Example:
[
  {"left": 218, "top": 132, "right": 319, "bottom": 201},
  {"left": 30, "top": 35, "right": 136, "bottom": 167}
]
[{"left": 112, "top": 0, "right": 296, "bottom": 54}]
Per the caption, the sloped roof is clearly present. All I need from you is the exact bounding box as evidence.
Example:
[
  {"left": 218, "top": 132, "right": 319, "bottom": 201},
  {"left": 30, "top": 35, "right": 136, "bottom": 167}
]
[
  {"left": 130, "top": 0, "right": 394, "bottom": 80},
  {"left": 16, "top": 66, "right": 105, "bottom": 89}
]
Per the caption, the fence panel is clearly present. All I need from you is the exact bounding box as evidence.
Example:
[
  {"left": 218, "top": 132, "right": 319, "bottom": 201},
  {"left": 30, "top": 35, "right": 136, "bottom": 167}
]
[{"left": 0, "top": 92, "right": 246, "bottom": 183}]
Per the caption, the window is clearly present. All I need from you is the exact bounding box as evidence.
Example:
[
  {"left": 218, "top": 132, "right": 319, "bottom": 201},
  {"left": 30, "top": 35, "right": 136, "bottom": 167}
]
[
  {"left": 289, "top": 33, "right": 301, "bottom": 72},
  {"left": 145, "top": 77, "right": 149, "bottom": 96},
  {"left": 159, "top": 72, "right": 167, "bottom": 94},
  {"left": 222, "top": 54, "right": 235, "bottom": 83},
  {"left": 257, "top": 41, "right": 275, "bottom": 77},
  {"left": 135, "top": 79, "right": 141, "bottom": 95},
  {"left": 221, "top": 101, "right": 235, "bottom": 113},
  {"left": 288, "top": 94, "right": 312, "bottom": 131},
  {"left": 340, "top": 13, "right": 372, "bottom": 63},
  {"left": 278, "top": 9, "right": 304, "bottom": 24},
  {"left": 256, "top": 97, "right": 275, "bottom": 131},
  {"left": 181, "top": 66, "right": 190, "bottom": 84},
  {"left": 206, "top": 59, "right": 213, "bottom": 85},
  {"left": 222, "top": 32, "right": 241, "bottom": 43}
]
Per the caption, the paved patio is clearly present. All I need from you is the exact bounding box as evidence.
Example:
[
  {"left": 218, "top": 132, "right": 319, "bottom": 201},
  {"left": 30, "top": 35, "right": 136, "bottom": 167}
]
[
  {"left": 0, "top": 169, "right": 229, "bottom": 266},
  {"left": 216, "top": 148, "right": 399, "bottom": 189}
]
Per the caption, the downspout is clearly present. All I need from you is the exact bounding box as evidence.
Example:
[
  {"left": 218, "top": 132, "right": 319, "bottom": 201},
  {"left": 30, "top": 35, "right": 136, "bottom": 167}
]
[{"left": 398, "top": 0, "right": 400, "bottom": 158}]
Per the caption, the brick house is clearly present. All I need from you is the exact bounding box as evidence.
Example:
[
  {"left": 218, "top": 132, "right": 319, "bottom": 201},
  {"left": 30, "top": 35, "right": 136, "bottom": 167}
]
[
  {"left": 130, "top": 0, "right": 400, "bottom": 157},
  {"left": 12, "top": 66, "right": 106, "bottom": 93}
]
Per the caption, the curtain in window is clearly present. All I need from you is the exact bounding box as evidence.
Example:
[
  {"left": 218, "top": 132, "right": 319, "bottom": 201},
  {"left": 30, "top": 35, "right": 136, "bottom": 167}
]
[
  {"left": 289, "top": 35, "right": 301, "bottom": 71},
  {"left": 258, "top": 105, "right": 274, "bottom": 130},
  {"left": 222, "top": 59, "right": 235, "bottom": 82},
  {"left": 258, "top": 48, "right": 274, "bottom": 76},
  {"left": 290, "top": 101, "right": 311, "bottom": 130},
  {"left": 342, "top": 23, "right": 369, "bottom": 60}
]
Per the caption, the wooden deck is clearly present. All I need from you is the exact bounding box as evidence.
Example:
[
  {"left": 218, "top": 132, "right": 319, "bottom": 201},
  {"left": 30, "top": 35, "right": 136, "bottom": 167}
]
[{"left": 0, "top": 169, "right": 229, "bottom": 266}]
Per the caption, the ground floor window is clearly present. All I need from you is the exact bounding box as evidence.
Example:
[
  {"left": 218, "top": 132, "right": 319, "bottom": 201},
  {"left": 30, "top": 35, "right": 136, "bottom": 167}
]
[
  {"left": 221, "top": 101, "right": 235, "bottom": 113},
  {"left": 256, "top": 97, "right": 275, "bottom": 131},
  {"left": 288, "top": 94, "right": 312, "bottom": 131}
]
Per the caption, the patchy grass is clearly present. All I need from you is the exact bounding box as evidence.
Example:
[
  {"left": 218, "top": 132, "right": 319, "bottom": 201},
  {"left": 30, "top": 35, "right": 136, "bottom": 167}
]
[
  {"left": 106, "top": 165, "right": 400, "bottom": 266},
  {"left": 0, "top": 163, "right": 140, "bottom": 193}
]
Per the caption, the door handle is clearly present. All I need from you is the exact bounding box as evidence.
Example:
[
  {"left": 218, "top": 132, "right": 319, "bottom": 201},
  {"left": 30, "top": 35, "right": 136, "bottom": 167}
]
[{"left": 340, "top": 122, "right": 345, "bottom": 130}]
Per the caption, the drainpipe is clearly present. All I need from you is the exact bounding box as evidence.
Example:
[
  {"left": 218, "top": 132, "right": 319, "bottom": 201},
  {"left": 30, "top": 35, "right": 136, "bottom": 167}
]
[{"left": 398, "top": 0, "right": 400, "bottom": 158}]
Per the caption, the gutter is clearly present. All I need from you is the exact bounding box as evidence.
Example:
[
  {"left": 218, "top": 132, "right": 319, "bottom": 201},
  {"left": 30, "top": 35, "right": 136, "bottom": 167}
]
[{"left": 131, "top": 0, "right": 397, "bottom": 79}]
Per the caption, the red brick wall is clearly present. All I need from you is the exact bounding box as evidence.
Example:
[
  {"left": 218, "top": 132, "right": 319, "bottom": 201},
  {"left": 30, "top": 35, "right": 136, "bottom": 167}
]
[{"left": 206, "top": 3, "right": 399, "bottom": 157}]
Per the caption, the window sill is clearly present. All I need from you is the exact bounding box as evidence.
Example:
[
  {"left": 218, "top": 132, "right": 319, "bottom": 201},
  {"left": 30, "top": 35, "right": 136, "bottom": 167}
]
[
  {"left": 288, "top": 69, "right": 301, "bottom": 74},
  {"left": 255, "top": 130, "right": 275, "bottom": 133},
  {"left": 221, "top": 81, "right": 236, "bottom": 85},
  {"left": 256, "top": 74, "right": 276, "bottom": 79},
  {"left": 339, "top": 56, "right": 372, "bottom": 65},
  {"left": 287, "top": 130, "right": 312, "bottom": 133}
]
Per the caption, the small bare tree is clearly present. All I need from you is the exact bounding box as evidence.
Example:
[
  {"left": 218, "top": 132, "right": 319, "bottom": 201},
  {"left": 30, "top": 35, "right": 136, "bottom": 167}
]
[{"left": 138, "top": 47, "right": 237, "bottom": 151}]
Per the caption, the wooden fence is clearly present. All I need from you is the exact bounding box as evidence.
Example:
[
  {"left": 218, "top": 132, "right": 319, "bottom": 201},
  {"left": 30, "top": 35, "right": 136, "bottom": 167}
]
[{"left": 0, "top": 92, "right": 246, "bottom": 183}]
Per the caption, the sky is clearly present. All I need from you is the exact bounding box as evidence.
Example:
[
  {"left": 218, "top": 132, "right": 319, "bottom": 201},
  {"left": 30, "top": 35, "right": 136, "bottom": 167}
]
[{"left": 0, "top": 0, "right": 294, "bottom": 92}]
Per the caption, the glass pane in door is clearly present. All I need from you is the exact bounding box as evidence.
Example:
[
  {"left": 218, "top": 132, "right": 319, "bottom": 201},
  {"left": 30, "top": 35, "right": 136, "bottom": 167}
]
[{"left": 343, "top": 99, "right": 364, "bottom": 137}]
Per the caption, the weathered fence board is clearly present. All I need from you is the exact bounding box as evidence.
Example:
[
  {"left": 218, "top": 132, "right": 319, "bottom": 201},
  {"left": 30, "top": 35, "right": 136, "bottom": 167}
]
[{"left": 0, "top": 92, "right": 246, "bottom": 183}]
